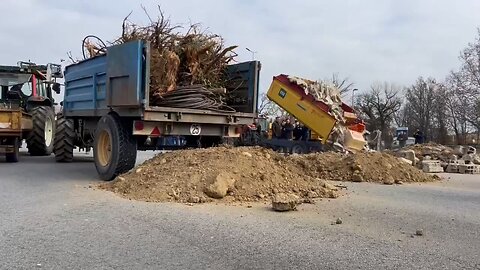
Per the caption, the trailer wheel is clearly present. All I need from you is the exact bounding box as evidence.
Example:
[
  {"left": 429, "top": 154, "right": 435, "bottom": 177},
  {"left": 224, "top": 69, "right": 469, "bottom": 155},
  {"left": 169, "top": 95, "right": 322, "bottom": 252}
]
[
  {"left": 26, "top": 106, "right": 55, "bottom": 156},
  {"left": 291, "top": 143, "right": 307, "bottom": 155},
  {"left": 54, "top": 116, "right": 75, "bottom": 162},
  {"left": 94, "top": 114, "right": 137, "bottom": 181},
  {"left": 5, "top": 137, "right": 20, "bottom": 163}
]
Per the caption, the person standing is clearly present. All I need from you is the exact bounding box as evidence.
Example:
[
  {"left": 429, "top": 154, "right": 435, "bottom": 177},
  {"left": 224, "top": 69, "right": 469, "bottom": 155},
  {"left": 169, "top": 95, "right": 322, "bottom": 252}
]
[
  {"left": 271, "top": 117, "right": 282, "bottom": 139},
  {"left": 414, "top": 129, "right": 424, "bottom": 144},
  {"left": 293, "top": 120, "right": 302, "bottom": 140},
  {"left": 282, "top": 119, "right": 294, "bottom": 140}
]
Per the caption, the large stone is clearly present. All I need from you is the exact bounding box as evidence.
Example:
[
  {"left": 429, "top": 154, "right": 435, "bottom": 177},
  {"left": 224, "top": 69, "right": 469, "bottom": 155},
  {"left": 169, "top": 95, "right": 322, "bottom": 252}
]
[
  {"left": 272, "top": 193, "right": 300, "bottom": 212},
  {"left": 399, "top": 157, "right": 413, "bottom": 165},
  {"left": 383, "top": 176, "right": 395, "bottom": 185},
  {"left": 353, "top": 164, "right": 362, "bottom": 171},
  {"left": 204, "top": 172, "right": 236, "bottom": 199},
  {"left": 384, "top": 163, "right": 393, "bottom": 170},
  {"left": 323, "top": 181, "right": 339, "bottom": 191},
  {"left": 399, "top": 150, "right": 417, "bottom": 166},
  {"left": 352, "top": 172, "right": 364, "bottom": 182}
]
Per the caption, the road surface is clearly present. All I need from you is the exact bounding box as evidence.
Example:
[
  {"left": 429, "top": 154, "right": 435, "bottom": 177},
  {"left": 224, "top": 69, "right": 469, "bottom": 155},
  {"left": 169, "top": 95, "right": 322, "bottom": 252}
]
[{"left": 1, "top": 150, "right": 479, "bottom": 269}]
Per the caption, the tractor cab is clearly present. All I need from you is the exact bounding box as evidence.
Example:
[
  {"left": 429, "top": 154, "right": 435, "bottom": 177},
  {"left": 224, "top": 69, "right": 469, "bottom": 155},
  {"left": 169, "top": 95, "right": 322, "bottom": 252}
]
[{"left": 0, "top": 62, "right": 62, "bottom": 112}]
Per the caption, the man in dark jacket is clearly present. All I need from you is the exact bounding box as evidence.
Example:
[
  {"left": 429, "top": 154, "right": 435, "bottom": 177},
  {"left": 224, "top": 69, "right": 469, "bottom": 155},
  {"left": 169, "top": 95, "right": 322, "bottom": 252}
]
[
  {"left": 293, "top": 121, "right": 302, "bottom": 140},
  {"left": 414, "top": 129, "right": 424, "bottom": 144},
  {"left": 282, "top": 119, "right": 295, "bottom": 140},
  {"left": 271, "top": 117, "right": 282, "bottom": 139}
]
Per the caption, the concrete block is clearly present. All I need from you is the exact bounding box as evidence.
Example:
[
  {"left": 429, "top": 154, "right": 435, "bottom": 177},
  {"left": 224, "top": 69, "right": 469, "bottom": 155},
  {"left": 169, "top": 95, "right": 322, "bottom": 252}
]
[
  {"left": 458, "top": 164, "right": 480, "bottom": 174},
  {"left": 446, "top": 165, "right": 459, "bottom": 173},
  {"left": 422, "top": 162, "right": 444, "bottom": 173}
]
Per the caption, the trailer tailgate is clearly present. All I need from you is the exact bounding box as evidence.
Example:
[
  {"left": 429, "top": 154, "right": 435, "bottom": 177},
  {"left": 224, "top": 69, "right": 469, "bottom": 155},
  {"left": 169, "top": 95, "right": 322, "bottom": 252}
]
[{"left": 143, "top": 106, "right": 256, "bottom": 125}]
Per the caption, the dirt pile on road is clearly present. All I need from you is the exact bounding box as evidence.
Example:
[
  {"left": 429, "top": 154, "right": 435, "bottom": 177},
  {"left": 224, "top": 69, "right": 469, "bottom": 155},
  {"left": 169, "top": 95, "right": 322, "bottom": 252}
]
[
  {"left": 402, "top": 143, "right": 455, "bottom": 162},
  {"left": 291, "top": 151, "right": 438, "bottom": 184},
  {"left": 100, "top": 147, "right": 338, "bottom": 203}
]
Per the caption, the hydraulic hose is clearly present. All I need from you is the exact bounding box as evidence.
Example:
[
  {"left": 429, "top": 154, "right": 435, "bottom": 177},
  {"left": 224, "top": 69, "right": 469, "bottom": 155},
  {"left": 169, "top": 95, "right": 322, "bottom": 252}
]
[{"left": 154, "top": 85, "right": 236, "bottom": 113}]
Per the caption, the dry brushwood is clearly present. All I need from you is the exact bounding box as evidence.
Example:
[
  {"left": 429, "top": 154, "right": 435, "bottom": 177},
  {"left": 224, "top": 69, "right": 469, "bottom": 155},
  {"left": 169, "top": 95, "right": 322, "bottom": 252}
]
[{"left": 110, "top": 6, "right": 238, "bottom": 106}]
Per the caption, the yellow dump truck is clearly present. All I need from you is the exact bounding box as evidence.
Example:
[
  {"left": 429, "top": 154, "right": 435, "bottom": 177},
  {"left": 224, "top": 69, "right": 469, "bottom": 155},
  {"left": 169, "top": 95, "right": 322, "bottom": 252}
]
[{"left": 264, "top": 74, "right": 366, "bottom": 152}]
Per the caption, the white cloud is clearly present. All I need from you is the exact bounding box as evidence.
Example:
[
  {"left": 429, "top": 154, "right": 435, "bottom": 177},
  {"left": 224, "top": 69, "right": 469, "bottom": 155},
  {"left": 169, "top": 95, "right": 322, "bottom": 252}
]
[{"left": 1, "top": 0, "right": 479, "bottom": 93}]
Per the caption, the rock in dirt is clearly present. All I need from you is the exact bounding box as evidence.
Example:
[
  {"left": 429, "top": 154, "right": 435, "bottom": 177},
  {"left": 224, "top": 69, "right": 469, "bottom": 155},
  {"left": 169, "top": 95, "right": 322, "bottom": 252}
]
[
  {"left": 323, "top": 181, "right": 339, "bottom": 191},
  {"left": 242, "top": 152, "right": 253, "bottom": 158},
  {"left": 352, "top": 172, "right": 364, "bottom": 182},
  {"left": 272, "top": 193, "right": 301, "bottom": 212},
  {"left": 204, "top": 172, "right": 236, "bottom": 199},
  {"left": 336, "top": 218, "right": 343, "bottom": 224},
  {"left": 187, "top": 196, "right": 201, "bottom": 204},
  {"left": 415, "top": 229, "right": 424, "bottom": 236},
  {"left": 383, "top": 177, "right": 395, "bottom": 185}
]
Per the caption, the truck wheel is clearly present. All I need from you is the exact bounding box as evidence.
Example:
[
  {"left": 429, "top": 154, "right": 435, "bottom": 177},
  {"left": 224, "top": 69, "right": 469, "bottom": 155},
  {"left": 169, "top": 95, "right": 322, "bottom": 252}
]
[
  {"left": 5, "top": 138, "right": 19, "bottom": 163},
  {"left": 26, "top": 106, "right": 55, "bottom": 156},
  {"left": 94, "top": 114, "right": 137, "bottom": 181},
  {"left": 291, "top": 143, "right": 307, "bottom": 155},
  {"left": 54, "top": 116, "right": 75, "bottom": 162}
]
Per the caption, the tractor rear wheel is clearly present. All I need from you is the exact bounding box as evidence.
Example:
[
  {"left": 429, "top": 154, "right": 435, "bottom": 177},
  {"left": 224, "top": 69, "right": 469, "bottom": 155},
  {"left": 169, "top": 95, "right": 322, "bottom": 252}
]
[
  {"left": 94, "top": 114, "right": 137, "bottom": 181},
  {"left": 54, "top": 116, "right": 75, "bottom": 162},
  {"left": 5, "top": 137, "right": 19, "bottom": 163},
  {"left": 26, "top": 106, "right": 55, "bottom": 156}
]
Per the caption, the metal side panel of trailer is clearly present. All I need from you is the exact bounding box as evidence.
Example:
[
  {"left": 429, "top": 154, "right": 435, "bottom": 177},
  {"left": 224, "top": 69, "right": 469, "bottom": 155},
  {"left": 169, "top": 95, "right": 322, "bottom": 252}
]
[{"left": 63, "top": 40, "right": 260, "bottom": 123}]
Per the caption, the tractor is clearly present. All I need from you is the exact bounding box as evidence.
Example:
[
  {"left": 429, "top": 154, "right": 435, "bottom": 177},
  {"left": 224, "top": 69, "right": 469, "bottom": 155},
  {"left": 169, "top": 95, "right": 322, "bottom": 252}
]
[{"left": 0, "top": 62, "right": 62, "bottom": 162}]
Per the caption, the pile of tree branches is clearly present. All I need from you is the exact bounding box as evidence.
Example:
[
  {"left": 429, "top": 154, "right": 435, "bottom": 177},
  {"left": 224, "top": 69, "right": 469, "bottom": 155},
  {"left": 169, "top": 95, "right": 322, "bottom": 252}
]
[{"left": 88, "top": 7, "right": 238, "bottom": 107}]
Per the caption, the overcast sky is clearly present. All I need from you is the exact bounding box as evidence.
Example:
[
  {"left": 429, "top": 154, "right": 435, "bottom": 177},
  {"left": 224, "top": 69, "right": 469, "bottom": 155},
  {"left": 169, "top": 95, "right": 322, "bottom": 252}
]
[{"left": 1, "top": 0, "right": 480, "bottom": 93}]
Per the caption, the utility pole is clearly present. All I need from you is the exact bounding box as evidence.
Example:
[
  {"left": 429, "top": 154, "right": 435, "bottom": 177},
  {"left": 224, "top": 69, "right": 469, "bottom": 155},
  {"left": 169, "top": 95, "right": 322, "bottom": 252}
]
[{"left": 352, "top": 88, "right": 359, "bottom": 106}]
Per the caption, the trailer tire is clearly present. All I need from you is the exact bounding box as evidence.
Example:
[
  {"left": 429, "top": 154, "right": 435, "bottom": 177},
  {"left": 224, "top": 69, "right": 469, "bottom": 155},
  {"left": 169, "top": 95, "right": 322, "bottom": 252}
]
[
  {"left": 5, "top": 137, "right": 19, "bottom": 163},
  {"left": 54, "top": 116, "right": 75, "bottom": 162},
  {"left": 26, "top": 106, "right": 55, "bottom": 156},
  {"left": 94, "top": 114, "right": 137, "bottom": 181},
  {"left": 291, "top": 143, "right": 307, "bottom": 154}
]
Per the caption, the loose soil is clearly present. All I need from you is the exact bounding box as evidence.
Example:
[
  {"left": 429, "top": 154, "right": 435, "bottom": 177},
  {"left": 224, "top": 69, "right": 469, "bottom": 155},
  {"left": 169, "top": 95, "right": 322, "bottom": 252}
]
[
  {"left": 100, "top": 147, "right": 338, "bottom": 204},
  {"left": 292, "top": 151, "right": 438, "bottom": 184},
  {"left": 101, "top": 146, "right": 438, "bottom": 204}
]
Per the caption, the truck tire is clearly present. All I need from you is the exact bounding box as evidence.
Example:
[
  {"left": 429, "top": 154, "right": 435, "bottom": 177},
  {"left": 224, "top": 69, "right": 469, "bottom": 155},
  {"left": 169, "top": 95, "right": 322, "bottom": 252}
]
[
  {"left": 5, "top": 137, "right": 19, "bottom": 163},
  {"left": 54, "top": 116, "right": 75, "bottom": 162},
  {"left": 94, "top": 114, "right": 137, "bottom": 181},
  {"left": 290, "top": 143, "right": 307, "bottom": 154},
  {"left": 26, "top": 106, "right": 55, "bottom": 156}
]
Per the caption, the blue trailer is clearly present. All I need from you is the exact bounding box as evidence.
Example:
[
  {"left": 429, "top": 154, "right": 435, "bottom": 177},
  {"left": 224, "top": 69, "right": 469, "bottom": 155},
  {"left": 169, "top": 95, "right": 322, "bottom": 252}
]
[{"left": 55, "top": 40, "right": 260, "bottom": 180}]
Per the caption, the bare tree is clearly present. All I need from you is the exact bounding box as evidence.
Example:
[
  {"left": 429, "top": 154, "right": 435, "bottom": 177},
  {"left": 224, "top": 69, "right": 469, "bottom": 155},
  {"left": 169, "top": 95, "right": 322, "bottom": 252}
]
[
  {"left": 357, "top": 82, "right": 402, "bottom": 144},
  {"left": 432, "top": 84, "right": 450, "bottom": 144},
  {"left": 328, "top": 73, "right": 355, "bottom": 96},
  {"left": 404, "top": 77, "right": 438, "bottom": 140},
  {"left": 447, "top": 28, "right": 480, "bottom": 141}
]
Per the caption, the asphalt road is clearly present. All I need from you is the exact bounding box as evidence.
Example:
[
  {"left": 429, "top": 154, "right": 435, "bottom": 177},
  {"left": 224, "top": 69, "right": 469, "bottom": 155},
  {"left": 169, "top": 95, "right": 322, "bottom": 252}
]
[{"left": 1, "top": 149, "right": 479, "bottom": 270}]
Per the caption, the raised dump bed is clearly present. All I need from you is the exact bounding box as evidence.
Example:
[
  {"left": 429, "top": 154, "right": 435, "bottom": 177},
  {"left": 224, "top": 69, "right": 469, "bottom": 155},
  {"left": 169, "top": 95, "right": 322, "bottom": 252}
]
[{"left": 266, "top": 74, "right": 366, "bottom": 151}]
